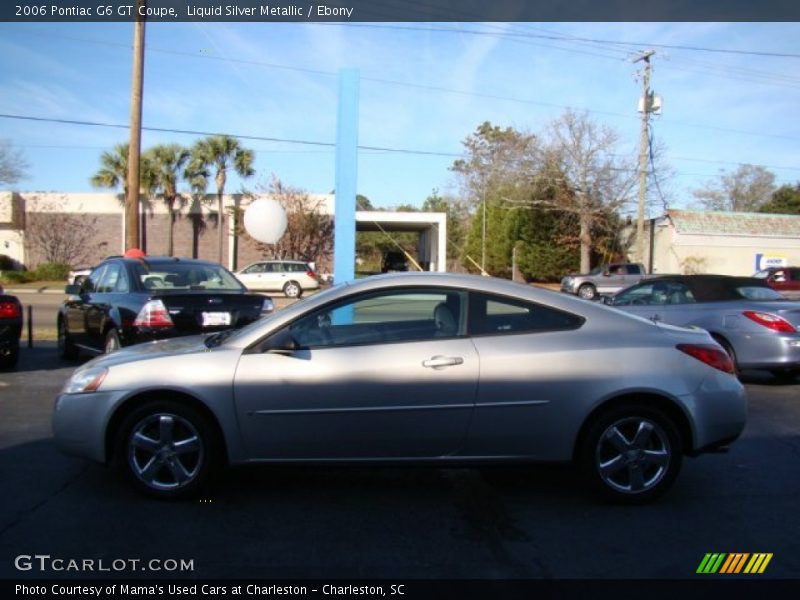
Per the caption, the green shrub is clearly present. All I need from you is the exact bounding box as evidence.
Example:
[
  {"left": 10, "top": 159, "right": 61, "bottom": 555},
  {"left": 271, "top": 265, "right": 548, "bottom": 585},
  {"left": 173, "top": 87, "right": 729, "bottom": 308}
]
[
  {"left": 1, "top": 270, "right": 35, "bottom": 284},
  {"left": 34, "top": 262, "right": 72, "bottom": 281}
]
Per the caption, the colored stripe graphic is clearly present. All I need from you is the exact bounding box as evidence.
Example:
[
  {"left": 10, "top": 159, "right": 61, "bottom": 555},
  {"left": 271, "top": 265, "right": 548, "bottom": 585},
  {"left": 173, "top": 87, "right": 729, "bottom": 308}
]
[
  {"left": 744, "top": 553, "right": 773, "bottom": 574},
  {"left": 720, "top": 553, "right": 749, "bottom": 573},
  {"left": 697, "top": 553, "right": 727, "bottom": 574},
  {"left": 698, "top": 552, "right": 772, "bottom": 574}
]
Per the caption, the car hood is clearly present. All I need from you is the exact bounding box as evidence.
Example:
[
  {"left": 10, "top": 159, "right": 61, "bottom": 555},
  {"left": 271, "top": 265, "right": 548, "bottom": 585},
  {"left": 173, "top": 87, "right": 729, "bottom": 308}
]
[{"left": 82, "top": 335, "right": 211, "bottom": 370}]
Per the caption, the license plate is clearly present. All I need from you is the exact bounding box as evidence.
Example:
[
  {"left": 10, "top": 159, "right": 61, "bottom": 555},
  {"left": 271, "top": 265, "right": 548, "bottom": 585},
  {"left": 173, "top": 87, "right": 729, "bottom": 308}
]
[{"left": 201, "top": 312, "right": 231, "bottom": 327}]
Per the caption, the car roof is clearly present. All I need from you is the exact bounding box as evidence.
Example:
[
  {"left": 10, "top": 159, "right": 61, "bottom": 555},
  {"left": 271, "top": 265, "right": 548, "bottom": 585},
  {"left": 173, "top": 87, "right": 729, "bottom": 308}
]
[
  {"left": 104, "top": 256, "right": 226, "bottom": 268},
  {"left": 644, "top": 274, "right": 770, "bottom": 302}
]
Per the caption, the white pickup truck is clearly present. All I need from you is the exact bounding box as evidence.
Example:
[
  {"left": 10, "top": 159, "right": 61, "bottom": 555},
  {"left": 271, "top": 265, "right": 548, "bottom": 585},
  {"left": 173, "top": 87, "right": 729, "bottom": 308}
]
[{"left": 560, "top": 263, "right": 647, "bottom": 300}]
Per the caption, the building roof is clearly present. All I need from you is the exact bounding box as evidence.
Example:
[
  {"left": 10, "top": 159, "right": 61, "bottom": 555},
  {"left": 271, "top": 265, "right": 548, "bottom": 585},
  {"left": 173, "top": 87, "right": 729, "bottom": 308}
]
[{"left": 667, "top": 209, "right": 800, "bottom": 237}]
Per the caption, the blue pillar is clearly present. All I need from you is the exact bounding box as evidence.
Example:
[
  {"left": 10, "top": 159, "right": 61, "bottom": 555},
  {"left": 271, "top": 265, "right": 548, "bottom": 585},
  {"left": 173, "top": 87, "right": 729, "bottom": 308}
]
[{"left": 333, "top": 69, "right": 360, "bottom": 285}]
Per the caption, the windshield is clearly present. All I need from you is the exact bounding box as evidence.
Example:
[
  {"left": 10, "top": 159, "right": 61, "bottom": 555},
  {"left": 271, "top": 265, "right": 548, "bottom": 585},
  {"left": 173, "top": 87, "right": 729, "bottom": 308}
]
[
  {"left": 214, "top": 283, "right": 347, "bottom": 346},
  {"left": 134, "top": 262, "right": 244, "bottom": 292}
]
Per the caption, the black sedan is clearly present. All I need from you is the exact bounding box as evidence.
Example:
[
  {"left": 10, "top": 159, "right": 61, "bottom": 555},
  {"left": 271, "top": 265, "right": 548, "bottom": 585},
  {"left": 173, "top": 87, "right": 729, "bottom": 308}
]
[
  {"left": 0, "top": 289, "right": 23, "bottom": 369},
  {"left": 57, "top": 256, "right": 274, "bottom": 358}
]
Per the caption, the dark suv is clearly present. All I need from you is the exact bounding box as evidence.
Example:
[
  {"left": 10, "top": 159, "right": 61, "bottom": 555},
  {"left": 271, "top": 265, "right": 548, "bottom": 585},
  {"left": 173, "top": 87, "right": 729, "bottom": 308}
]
[
  {"left": 381, "top": 251, "right": 410, "bottom": 273},
  {"left": 57, "top": 256, "right": 274, "bottom": 358}
]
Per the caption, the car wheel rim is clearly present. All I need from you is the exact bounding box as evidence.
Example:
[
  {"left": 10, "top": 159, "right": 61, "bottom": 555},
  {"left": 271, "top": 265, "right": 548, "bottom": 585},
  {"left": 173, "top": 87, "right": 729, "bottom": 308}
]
[
  {"left": 128, "top": 414, "right": 204, "bottom": 491},
  {"left": 579, "top": 286, "right": 594, "bottom": 299},
  {"left": 105, "top": 335, "right": 119, "bottom": 353},
  {"left": 595, "top": 417, "right": 671, "bottom": 495},
  {"left": 286, "top": 284, "right": 299, "bottom": 297}
]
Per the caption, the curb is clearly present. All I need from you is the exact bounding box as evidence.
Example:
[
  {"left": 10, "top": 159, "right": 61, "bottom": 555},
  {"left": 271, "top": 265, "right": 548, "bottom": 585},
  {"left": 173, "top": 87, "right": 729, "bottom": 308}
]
[{"left": 3, "top": 288, "right": 65, "bottom": 295}]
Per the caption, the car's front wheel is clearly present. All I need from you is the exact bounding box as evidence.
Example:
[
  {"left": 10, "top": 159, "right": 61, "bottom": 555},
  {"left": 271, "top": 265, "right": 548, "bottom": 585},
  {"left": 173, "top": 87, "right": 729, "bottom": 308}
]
[
  {"left": 580, "top": 404, "right": 682, "bottom": 503},
  {"left": 116, "top": 401, "right": 221, "bottom": 499},
  {"left": 577, "top": 284, "right": 597, "bottom": 300},
  {"left": 57, "top": 317, "right": 79, "bottom": 360}
]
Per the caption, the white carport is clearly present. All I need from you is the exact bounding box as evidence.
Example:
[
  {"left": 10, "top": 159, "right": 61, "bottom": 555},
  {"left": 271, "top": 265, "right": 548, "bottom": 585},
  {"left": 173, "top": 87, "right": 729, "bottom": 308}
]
[{"left": 355, "top": 210, "right": 448, "bottom": 272}]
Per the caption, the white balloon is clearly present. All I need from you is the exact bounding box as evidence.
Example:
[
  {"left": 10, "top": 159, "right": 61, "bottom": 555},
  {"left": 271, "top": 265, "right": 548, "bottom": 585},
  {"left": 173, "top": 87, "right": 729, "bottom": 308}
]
[{"left": 243, "top": 199, "right": 287, "bottom": 244}]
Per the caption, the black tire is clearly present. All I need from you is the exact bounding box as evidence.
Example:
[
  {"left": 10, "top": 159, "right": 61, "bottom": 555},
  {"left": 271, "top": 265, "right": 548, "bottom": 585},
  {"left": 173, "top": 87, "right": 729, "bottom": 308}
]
[
  {"left": 580, "top": 403, "right": 683, "bottom": 504},
  {"left": 115, "top": 400, "right": 222, "bottom": 500},
  {"left": 57, "top": 317, "right": 79, "bottom": 361},
  {"left": 283, "top": 280, "right": 302, "bottom": 298},
  {"left": 577, "top": 284, "right": 597, "bottom": 301},
  {"left": 104, "top": 329, "right": 121, "bottom": 354},
  {"left": 0, "top": 340, "right": 19, "bottom": 370}
]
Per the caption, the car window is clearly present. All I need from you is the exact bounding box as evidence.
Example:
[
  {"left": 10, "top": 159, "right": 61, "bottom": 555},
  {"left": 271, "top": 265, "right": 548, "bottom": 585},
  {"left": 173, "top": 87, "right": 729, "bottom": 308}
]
[
  {"left": 753, "top": 270, "right": 768, "bottom": 279},
  {"left": 133, "top": 263, "right": 245, "bottom": 291},
  {"left": 625, "top": 265, "right": 641, "bottom": 275},
  {"left": 469, "top": 292, "right": 584, "bottom": 335},
  {"left": 95, "top": 263, "right": 128, "bottom": 294},
  {"left": 287, "top": 289, "right": 466, "bottom": 348},
  {"left": 242, "top": 264, "right": 265, "bottom": 274},
  {"left": 614, "top": 281, "right": 695, "bottom": 306},
  {"left": 263, "top": 262, "right": 281, "bottom": 273},
  {"left": 284, "top": 263, "right": 308, "bottom": 273},
  {"left": 82, "top": 265, "right": 106, "bottom": 293},
  {"left": 736, "top": 286, "right": 784, "bottom": 301}
]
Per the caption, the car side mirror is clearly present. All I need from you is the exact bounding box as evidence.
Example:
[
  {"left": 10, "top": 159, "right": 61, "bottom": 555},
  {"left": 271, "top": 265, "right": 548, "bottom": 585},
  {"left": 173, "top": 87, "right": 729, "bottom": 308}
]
[
  {"left": 265, "top": 329, "right": 300, "bottom": 355},
  {"left": 64, "top": 284, "right": 81, "bottom": 295},
  {"left": 600, "top": 295, "right": 614, "bottom": 305}
]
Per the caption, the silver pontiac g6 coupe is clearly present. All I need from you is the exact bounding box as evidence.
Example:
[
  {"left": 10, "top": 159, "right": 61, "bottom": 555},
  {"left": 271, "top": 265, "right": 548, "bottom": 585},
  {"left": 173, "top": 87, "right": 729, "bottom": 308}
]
[{"left": 53, "top": 273, "right": 747, "bottom": 503}]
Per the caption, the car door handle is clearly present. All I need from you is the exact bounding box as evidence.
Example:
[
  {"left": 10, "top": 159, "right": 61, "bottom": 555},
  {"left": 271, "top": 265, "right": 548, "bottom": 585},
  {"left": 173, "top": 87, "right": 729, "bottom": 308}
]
[{"left": 422, "top": 356, "right": 464, "bottom": 369}]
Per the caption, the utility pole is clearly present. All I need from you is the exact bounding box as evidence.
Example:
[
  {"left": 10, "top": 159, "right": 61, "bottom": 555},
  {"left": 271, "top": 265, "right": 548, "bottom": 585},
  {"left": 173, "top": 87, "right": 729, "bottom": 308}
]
[
  {"left": 125, "top": 0, "right": 146, "bottom": 251},
  {"left": 634, "top": 50, "right": 654, "bottom": 266}
]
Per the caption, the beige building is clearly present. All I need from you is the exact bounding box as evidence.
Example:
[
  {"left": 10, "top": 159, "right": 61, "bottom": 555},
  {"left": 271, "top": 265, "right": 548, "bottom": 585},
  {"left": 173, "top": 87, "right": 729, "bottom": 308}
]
[
  {"left": 0, "top": 191, "right": 447, "bottom": 273},
  {"left": 637, "top": 209, "right": 800, "bottom": 276}
]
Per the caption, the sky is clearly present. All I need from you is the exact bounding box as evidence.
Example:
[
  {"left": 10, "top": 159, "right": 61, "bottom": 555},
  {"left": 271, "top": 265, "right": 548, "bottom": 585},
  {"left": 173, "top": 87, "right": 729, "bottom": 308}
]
[{"left": 1, "top": 20, "right": 799, "bottom": 217}]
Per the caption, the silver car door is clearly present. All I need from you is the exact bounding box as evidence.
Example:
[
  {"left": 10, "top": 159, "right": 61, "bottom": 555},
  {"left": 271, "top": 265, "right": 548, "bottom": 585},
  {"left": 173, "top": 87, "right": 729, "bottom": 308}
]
[{"left": 233, "top": 288, "right": 479, "bottom": 459}]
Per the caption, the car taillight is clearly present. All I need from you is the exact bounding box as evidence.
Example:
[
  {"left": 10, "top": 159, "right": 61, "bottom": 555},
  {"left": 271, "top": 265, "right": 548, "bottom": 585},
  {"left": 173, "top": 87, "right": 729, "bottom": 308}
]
[
  {"left": 0, "top": 301, "right": 21, "bottom": 319},
  {"left": 133, "top": 299, "right": 174, "bottom": 328},
  {"left": 676, "top": 344, "right": 735, "bottom": 374},
  {"left": 307, "top": 270, "right": 317, "bottom": 280},
  {"left": 742, "top": 310, "right": 796, "bottom": 333}
]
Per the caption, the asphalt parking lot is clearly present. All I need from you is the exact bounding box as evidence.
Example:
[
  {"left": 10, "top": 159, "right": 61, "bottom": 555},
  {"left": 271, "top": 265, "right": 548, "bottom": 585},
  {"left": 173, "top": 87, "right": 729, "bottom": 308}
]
[{"left": 1, "top": 343, "right": 799, "bottom": 580}]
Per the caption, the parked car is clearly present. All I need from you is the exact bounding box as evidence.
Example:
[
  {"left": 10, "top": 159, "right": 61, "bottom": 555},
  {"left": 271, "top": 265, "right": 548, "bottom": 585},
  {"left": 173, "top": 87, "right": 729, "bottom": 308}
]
[
  {"left": 381, "top": 251, "right": 410, "bottom": 273},
  {"left": 605, "top": 274, "right": 800, "bottom": 380},
  {"left": 53, "top": 272, "right": 745, "bottom": 503},
  {"left": 235, "top": 260, "right": 319, "bottom": 298},
  {"left": 0, "top": 290, "right": 23, "bottom": 369},
  {"left": 561, "top": 262, "right": 647, "bottom": 300},
  {"left": 58, "top": 256, "right": 274, "bottom": 359},
  {"left": 753, "top": 266, "right": 800, "bottom": 299}
]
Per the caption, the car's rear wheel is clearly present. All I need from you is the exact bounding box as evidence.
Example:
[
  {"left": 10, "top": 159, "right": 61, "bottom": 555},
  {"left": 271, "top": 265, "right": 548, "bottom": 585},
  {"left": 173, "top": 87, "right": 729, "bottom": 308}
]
[
  {"left": 581, "top": 404, "right": 682, "bottom": 503},
  {"left": 116, "top": 401, "right": 221, "bottom": 499},
  {"left": 0, "top": 340, "right": 19, "bottom": 370},
  {"left": 577, "top": 284, "right": 597, "bottom": 300},
  {"left": 105, "top": 329, "right": 121, "bottom": 354},
  {"left": 283, "top": 281, "right": 302, "bottom": 298},
  {"left": 57, "top": 317, "right": 79, "bottom": 360}
]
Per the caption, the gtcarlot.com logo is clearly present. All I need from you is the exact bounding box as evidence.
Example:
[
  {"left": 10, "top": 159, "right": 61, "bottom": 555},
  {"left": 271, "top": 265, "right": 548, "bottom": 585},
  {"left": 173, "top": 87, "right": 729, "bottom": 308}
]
[
  {"left": 696, "top": 552, "right": 773, "bottom": 574},
  {"left": 14, "top": 554, "right": 194, "bottom": 573}
]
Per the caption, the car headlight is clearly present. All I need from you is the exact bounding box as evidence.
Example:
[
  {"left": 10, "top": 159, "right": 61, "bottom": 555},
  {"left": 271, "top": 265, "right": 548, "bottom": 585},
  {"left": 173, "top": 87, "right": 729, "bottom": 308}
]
[{"left": 62, "top": 367, "right": 108, "bottom": 394}]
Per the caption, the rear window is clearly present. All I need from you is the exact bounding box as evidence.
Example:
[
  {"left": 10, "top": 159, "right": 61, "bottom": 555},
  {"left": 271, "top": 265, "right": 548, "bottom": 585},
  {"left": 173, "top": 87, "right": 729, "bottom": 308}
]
[
  {"left": 284, "top": 262, "right": 310, "bottom": 273},
  {"left": 736, "top": 286, "right": 784, "bottom": 301},
  {"left": 134, "top": 262, "right": 244, "bottom": 292}
]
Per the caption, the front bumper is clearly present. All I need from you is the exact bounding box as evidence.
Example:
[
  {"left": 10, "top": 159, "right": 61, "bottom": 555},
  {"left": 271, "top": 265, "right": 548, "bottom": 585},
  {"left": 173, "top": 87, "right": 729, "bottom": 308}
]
[{"left": 52, "top": 390, "right": 128, "bottom": 464}]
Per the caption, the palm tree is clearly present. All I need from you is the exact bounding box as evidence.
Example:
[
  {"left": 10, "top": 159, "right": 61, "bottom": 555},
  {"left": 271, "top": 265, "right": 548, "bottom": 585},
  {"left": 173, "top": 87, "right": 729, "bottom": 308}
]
[
  {"left": 190, "top": 135, "right": 255, "bottom": 263},
  {"left": 146, "top": 144, "right": 191, "bottom": 256},
  {"left": 90, "top": 142, "right": 155, "bottom": 251},
  {"left": 183, "top": 161, "right": 210, "bottom": 259}
]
